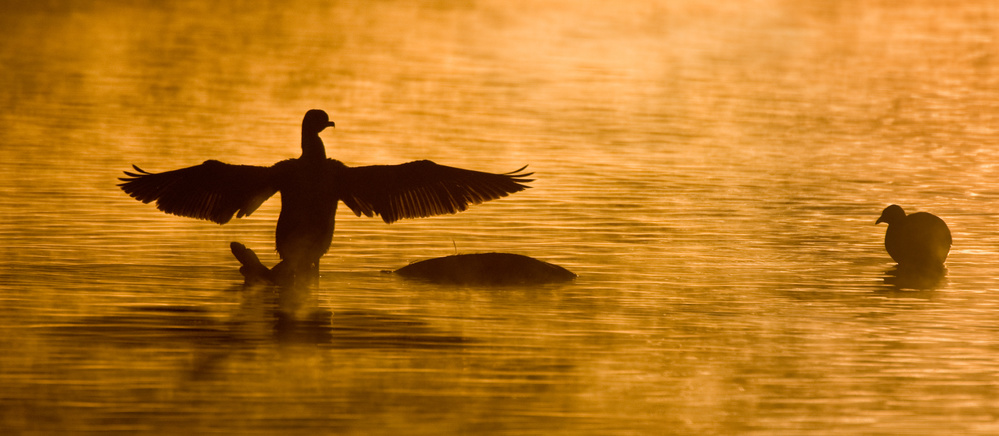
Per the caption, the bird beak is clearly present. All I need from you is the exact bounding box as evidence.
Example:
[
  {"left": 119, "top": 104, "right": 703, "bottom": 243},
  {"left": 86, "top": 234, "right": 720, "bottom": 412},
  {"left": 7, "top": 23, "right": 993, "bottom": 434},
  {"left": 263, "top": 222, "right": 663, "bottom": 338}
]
[
  {"left": 875, "top": 217, "right": 884, "bottom": 225},
  {"left": 328, "top": 121, "right": 336, "bottom": 128}
]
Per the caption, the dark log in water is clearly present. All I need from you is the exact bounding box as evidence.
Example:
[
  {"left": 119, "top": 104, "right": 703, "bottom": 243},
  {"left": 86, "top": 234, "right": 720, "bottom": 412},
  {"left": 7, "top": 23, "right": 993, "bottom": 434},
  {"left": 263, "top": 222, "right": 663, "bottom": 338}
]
[{"left": 394, "top": 253, "right": 576, "bottom": 285}]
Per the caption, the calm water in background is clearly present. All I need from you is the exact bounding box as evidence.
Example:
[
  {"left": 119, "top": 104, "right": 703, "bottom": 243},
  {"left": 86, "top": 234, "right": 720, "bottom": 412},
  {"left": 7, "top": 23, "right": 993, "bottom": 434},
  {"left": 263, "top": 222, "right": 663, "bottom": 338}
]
[{"left": 3, "top": 0, "right": 999, "bottom": 434}]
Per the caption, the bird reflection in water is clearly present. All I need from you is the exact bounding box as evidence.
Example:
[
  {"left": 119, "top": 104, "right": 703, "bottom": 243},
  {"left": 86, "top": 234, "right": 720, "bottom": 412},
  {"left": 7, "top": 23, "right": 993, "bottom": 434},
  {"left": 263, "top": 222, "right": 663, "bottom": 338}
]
[
  {"left": 883, "top": 265, "right": 947, "bottom": 291},
  {"left": 876, "top": 204, "right": 951, "bottom": 290},
  {"left": 119, "top": 109, "right": 532, "bottom": 288},
  {"left": 231, "top": 240, "right": 328, "bottom": 325}
]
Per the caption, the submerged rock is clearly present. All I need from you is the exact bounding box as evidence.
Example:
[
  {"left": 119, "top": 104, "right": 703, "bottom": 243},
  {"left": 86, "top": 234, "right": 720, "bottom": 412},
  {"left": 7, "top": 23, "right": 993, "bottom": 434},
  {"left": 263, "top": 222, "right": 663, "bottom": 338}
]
[{"left": 394, "top": 253, "right": 576, "bottom": 285}]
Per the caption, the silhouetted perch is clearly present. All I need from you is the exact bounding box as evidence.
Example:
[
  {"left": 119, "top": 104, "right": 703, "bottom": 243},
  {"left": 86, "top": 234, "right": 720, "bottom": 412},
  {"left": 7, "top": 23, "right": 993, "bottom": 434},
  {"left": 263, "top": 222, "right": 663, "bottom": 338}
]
[
  {"left": 231, "top": 242, "right": 298, "bottom": 287},
  {"left": 394, "top": 253, "right": 576, "bottom": 285}
]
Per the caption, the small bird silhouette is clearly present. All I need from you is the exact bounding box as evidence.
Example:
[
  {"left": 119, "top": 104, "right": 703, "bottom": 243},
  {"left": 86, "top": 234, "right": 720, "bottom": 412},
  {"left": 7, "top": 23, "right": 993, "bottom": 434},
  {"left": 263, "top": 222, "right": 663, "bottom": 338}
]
[
  {"left": 875, "top": 204, "right": 951, "bottom": 268},
  {"left": 120, "top": 109, "right": 532, "bottom": 285}
]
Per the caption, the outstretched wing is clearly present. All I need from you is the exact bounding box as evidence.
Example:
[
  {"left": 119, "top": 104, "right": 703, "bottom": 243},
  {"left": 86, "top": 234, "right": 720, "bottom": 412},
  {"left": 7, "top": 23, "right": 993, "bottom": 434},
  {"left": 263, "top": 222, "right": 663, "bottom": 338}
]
[
  {"left": 118, "top": 160, "right": 278, "bottom": 224},
  {"left": 335, "top": 160, "right": 533, "bottom": 224}
]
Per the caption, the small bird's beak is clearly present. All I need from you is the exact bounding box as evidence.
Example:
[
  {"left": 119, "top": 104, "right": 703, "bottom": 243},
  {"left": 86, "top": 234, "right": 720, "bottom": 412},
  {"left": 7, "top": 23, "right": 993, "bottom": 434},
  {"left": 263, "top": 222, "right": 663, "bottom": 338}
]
[
  {"left": 328, "top": 121, "right": 336, "bottom": 128},
  {"left": 875, "top": 217, "right": 884, "bottom": 225}
]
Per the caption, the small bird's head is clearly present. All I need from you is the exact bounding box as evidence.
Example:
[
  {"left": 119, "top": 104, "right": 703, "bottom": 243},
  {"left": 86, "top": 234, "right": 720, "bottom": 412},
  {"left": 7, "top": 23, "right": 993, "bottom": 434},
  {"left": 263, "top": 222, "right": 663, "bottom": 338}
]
[
  {"left": 302, "top": 109, "right": 336, "bottom": 136},
  {"left": 876, "top": 204, "right": 906, "bottom": 225}
]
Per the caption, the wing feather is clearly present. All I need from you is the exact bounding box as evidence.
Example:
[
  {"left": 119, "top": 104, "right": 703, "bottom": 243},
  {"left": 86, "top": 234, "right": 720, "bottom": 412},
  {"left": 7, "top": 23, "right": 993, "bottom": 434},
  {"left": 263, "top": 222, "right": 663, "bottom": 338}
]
[
  {"left": 118, "top": 160, "right": 278, "bottom": 224},
  {"left": 334, "top": 160, "right": 532, "bottom": 224}
]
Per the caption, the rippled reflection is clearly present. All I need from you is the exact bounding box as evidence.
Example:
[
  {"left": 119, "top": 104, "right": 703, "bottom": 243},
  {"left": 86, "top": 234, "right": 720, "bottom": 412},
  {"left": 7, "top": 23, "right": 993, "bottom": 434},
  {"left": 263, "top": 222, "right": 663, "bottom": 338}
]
[{"left": 3, "top": 0, "right": 999, "bottom": 434}]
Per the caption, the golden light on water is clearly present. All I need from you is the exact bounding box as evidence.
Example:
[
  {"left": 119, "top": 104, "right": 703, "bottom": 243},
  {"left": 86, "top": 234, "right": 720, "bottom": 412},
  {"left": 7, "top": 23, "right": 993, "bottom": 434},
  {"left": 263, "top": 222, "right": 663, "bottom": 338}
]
[{"left": 3, "top": 0, "right": 999, "bottom": 434}]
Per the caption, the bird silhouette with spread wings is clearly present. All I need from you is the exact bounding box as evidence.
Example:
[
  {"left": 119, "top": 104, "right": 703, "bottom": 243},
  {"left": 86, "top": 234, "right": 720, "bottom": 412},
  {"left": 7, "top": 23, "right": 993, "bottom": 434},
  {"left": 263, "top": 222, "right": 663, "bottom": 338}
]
[{"left": 120, "top": 109, "right": 532, "bottom": 286}]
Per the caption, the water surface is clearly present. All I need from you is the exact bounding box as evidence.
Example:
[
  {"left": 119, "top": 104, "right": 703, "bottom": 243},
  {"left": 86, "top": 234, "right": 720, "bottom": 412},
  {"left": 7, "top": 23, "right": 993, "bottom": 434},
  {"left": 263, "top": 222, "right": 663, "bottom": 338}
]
[{"left": 3, "top": 1, "right": 999, "bottom": 434}]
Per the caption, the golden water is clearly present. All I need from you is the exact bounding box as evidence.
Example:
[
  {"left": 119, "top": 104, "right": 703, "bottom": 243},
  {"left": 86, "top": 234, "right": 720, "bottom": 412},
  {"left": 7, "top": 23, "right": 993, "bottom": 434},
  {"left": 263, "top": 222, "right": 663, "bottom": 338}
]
[{"left": 3, "top": 1, "right": 999, "bottom": 434}]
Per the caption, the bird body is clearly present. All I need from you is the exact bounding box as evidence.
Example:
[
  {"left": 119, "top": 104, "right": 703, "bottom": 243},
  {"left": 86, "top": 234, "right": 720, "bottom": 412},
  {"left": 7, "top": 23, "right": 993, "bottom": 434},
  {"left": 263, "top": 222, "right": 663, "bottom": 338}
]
[
  {"left": 272, "top": 157, "right": 340, "bottom": 272},
  {"left": 120, "top": 110, "right": 532, "bottom": 285},
  {"left": 876, "top": 205, "right": 951, "bottom": 268}
]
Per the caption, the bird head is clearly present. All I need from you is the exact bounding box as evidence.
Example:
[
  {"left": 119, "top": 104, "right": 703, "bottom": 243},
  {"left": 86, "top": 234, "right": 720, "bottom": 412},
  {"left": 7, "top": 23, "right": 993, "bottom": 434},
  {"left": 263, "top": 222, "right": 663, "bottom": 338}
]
[
  {"left": 302, "top": 109, "right": 336, "bottom": 136},
  {"left": 876, "top": 204, "right": 906, "bottom": 225}
]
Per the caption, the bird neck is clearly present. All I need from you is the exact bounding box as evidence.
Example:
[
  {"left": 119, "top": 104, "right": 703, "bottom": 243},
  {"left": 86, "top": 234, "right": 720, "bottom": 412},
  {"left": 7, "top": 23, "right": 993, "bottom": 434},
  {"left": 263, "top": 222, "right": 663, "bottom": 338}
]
[{"left": 301, "top": 133, "right": 327, "bottom": 160}]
